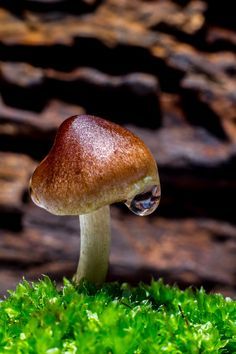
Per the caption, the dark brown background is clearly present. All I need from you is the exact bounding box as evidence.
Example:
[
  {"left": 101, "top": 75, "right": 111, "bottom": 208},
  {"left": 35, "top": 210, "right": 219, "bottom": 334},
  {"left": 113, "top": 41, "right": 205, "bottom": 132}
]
[{"left": 0, "top": 0, "right": 235, "bottom": 297}]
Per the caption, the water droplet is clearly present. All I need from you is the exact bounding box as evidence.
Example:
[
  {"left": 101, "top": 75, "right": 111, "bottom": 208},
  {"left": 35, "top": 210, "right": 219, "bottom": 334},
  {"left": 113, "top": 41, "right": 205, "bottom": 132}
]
[{"left": 125, "top": 185, "right": 161, "bottom": 216}]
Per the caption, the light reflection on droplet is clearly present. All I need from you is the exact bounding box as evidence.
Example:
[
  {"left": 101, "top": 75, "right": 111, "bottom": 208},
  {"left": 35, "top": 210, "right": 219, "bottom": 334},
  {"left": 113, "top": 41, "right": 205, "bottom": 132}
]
[{"left": 125, "top": 185, "right": 161, "bottom": 216}]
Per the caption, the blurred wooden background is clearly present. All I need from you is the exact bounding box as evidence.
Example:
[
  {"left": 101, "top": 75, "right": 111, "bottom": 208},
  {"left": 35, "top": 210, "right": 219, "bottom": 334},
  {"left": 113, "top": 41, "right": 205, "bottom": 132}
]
[{"left": 0, "top": 0, "right": 235, "bottom": 297}]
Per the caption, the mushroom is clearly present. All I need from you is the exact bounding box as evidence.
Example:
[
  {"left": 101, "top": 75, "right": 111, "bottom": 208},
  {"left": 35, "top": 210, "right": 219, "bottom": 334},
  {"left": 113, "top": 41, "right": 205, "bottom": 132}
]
[{"left": 30, "top": 115, "right": 161, "bottom": 284}]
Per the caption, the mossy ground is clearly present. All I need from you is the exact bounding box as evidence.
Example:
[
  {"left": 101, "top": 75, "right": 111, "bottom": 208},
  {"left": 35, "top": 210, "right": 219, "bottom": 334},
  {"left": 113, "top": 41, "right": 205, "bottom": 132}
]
[{"left": 0, "top": 277, "right": 235, "bottom": 353}]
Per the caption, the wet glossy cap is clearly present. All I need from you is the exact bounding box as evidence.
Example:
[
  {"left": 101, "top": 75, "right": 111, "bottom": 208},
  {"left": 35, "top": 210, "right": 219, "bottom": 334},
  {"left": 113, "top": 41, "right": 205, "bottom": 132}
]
[{"left": 30, "top": 115, "right": 159, "bottom": 215}]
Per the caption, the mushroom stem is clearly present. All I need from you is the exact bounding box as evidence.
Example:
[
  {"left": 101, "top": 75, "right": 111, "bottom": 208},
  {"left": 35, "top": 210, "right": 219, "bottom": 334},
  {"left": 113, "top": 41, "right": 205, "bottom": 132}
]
[{"left": 74, "top": 205, "right": 111, "bottom": 284}]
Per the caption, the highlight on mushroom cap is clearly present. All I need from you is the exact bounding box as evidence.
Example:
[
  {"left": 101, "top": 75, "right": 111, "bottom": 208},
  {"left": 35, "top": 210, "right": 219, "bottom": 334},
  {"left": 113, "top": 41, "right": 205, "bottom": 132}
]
[{"left": 30, "top": 115, "right": 159, "bottom": 215}]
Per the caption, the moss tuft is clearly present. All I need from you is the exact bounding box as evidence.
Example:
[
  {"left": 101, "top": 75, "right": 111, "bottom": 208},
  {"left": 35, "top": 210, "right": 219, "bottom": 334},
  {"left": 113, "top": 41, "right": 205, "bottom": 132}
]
[{"left": 0, "top": 277, "right": 235, "bottom": 353}]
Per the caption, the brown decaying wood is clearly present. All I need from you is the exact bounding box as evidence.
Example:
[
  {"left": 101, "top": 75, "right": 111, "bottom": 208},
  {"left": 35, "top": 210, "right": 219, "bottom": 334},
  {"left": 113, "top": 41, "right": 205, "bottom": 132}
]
[{"left": 0, "top": 0, "right": 236, "bottom": 296}]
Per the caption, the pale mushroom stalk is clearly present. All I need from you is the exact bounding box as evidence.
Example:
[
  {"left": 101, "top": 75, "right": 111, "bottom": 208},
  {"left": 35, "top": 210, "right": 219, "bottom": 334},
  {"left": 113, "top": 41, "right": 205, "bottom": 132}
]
[{"left": 74, "top": 206, "right": 111, "bottom": 284}]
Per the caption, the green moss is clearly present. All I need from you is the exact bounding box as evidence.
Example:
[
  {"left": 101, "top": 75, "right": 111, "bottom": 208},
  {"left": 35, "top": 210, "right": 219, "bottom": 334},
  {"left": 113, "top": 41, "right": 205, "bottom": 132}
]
[{"left": 0, "top": 278, "right": 235, "bottom": 353}]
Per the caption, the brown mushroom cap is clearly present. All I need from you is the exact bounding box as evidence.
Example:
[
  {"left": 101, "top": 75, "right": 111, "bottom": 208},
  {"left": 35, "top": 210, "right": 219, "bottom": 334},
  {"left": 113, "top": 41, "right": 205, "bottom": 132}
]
[{"left": 30, "top": 115, "right": 159, "bottom": 215}]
